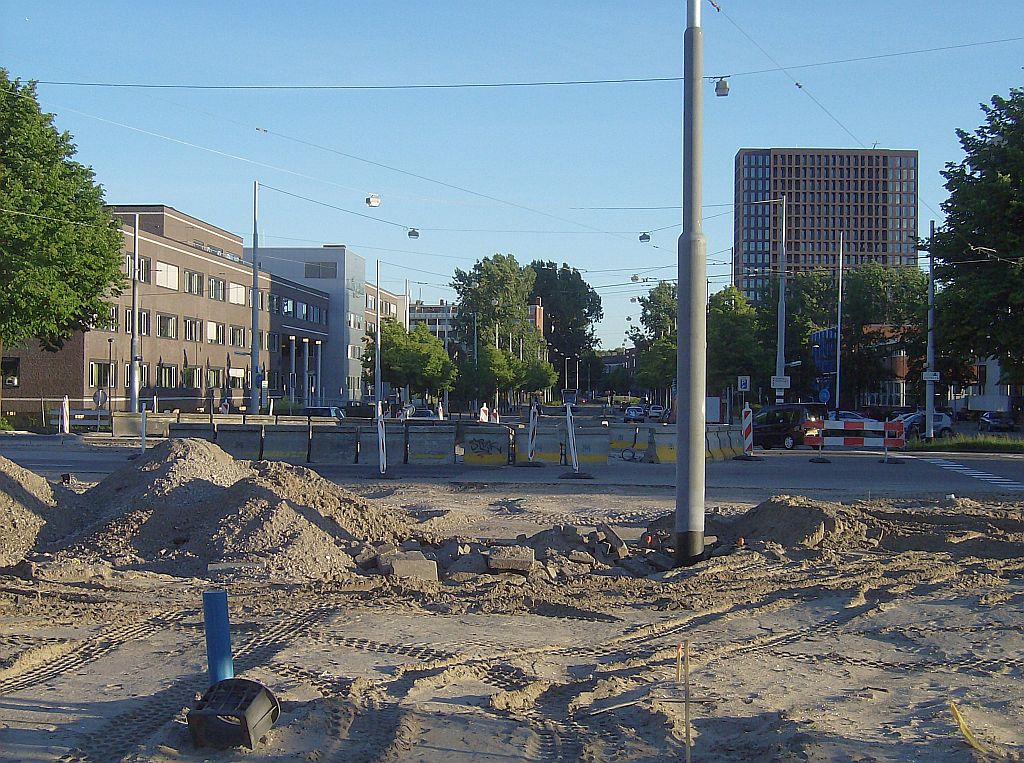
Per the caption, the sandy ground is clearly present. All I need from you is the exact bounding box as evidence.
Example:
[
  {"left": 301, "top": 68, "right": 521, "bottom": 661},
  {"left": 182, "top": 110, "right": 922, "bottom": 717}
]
[{"left": 1, "top": 442, "right": 1023, "bottom": 762}]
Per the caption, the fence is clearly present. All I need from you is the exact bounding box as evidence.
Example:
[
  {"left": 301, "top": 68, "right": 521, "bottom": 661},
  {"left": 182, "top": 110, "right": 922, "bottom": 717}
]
[{"left": 803, "top": 419, "right": 906, "bottom": 462}]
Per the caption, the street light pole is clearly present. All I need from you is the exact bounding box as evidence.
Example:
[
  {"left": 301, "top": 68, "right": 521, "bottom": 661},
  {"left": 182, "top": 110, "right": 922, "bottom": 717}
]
[
  {"left": 926, "top": 219, "right": 936, "bottom": 439},
  {"left": 774, "top": 194, "right": 788, "bottom": 404},
  {"left": 374, "top": 260, "right": 383, "bottom": 413},
  {"left": 676, "top": 0, "right": 707, "bottom": 567},
  {"left": 129, "top": 212, "right": 141, "bottom": 413},
  {"left": 249, "top": 181, "right": 261, "bottom": 414}
]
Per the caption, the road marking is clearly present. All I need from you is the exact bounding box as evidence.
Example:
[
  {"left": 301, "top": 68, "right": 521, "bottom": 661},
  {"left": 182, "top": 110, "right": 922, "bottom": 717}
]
[{"left": 922, "top": 458, "right": 1024, "bottom": 491}]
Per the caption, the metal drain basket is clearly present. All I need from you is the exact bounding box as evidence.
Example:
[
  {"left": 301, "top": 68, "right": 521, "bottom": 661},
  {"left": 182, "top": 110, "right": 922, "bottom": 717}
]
[{"left": 187, "top": 677, "right": 280, "bottom": 749}]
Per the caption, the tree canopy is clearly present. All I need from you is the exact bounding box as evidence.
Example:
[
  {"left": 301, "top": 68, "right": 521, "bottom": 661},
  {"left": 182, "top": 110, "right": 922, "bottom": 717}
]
[
  {"left": 931, "top": 87, "right": 1024, "bottom": 380},
  {"left": 362, "top": 319, "right": 456, "bottom": 396},
  {"left": 0, "top": 69, "right": 124, "bottom": 352},
  {"left": 527, "top": 261, "right": 603, "bottom": 360}
]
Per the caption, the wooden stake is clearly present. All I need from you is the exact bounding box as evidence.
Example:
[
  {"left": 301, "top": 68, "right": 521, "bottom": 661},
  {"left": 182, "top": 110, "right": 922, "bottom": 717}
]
[
  {"left": 684, "top": 639, "right": 692, "bottom": 763},
  {"left": 676, "top": 642, "right": 683, "bottom": 685}
]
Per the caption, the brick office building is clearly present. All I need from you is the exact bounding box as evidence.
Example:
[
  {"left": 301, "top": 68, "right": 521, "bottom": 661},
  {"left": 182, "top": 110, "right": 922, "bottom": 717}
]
[{"left": 1, "top": 206, "right": 329, "bottom": 417}]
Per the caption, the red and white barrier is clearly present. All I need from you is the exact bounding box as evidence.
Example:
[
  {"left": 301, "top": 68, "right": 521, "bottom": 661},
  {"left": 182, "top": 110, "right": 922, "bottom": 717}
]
[
  {"left": 803, "top": 419, "right": 905, "bottom": 462},
  {"left": 741, "top": 404, "right": 754, "bottom": 456}
]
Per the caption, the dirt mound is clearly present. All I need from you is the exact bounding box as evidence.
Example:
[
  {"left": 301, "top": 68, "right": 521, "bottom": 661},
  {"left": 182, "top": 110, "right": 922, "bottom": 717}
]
[
  {"left": 207, "top": 461, "right": 411, "bottom": 579},
  {"left": 0, "top": 454, "right": 53, "bottom": 566},
  {"left": 49, "top": 442, "right": 411, "bottom": 580},
  {"left": 729, "top": 495, "right": 869, "bottom": 551}
]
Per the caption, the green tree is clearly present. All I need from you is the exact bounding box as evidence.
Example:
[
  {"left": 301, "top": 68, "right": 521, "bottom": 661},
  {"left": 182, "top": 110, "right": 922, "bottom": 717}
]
[
  {"left": 0, "top": 70, "right": 124, "bottom": 358},
  {"left": 931, "top": 87, "right": 1024, "bottom": 380},
  {"left": 628, "top": 281, "right": 677, "bottom": 351},
  {"left": 362, "top": 320, "right": 457, "bottom": 397},
  {"left": 528, "top": 261, "right": 603, "bottom": 359},
  {"left": 519, "top": 357, "right": 558, "bottom": 392},
  {"left": 635, "top": 336, "right": 676, "bottom": 397},
  {"left": 706, "top": 286, "right": 765, "bottom": 394}
]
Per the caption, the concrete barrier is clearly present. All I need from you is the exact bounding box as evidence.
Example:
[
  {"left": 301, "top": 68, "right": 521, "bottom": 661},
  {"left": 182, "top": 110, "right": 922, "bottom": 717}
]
[
  {"left": 514, "top": 426, "right": 562, "bottom": 464},
  {"left": 309, "top": 425, "right": 359, "bottom": 464},
  {"left": 261, "top": 424, "right": 310, "bottom": 463},
  {"left": 243, "top": 415, "right": 276, "bottom": 425},
  {"left": 408, "top": 425, "right": 456, "bottom": 464},
  {"left": 275, "top": 415, "right": 310, "bottom": 426},
  {"left": 167, "top": 422, "right": 216, "bottom": 442},
  {"left": 462, "top": 425, "right": 512, "bottom": 465},
  {"left": 214, "top": 424, "right": 263, "bottom": 460},
  {"left": 178, "top": 412, "right": 214, "bottom": 425},
  {"left": 573, "top": 426, "right": 611, "bottom": 465},
  {"left": 111, "top": 412, "right": 175, "bottom": 437},
  {"left": 358, "top": 425, "right": 407, "bottom": 467}
]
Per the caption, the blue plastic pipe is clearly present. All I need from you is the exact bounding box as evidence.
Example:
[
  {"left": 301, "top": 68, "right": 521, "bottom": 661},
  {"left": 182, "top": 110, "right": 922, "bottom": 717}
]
[{"left": 202, "top": 589, "right": 234, "bottom": 685}]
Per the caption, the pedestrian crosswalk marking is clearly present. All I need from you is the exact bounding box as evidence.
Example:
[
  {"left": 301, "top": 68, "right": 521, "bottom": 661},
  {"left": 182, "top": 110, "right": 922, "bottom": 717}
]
[{"left": 923, "top": 458, "right": 1024, "bottom": 491}]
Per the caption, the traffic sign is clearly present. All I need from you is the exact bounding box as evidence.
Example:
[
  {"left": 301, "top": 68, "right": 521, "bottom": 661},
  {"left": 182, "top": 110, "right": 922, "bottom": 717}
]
[
  {"left": 922, "top": 371, "right": 940, "bottom": 382},
  {"left": 737, "top": 375, "right": 751, "bottom": 392},
  {"left": 770, "top": 375, "right": 791, "bottom": 390},
  {"left": 92, "top": 388, "right": 108, "bottom": 409},
  {"left": 818, "top": 388, "right": 831, "bottom": 403}
]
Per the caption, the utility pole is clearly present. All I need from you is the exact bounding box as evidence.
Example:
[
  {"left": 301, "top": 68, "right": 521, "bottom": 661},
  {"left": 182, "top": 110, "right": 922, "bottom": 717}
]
[
  {"left": 129, "top": 213, "right": 141, "bottom": 413},
  {"left": 774, "top": 194, "right": 788, "bottom": 404},
  {"left": 836, "top": 231, "right": 843, "bottom": 411},
  {"left": 374, "top": 261, "right": 383, "bottom": 412},
  {"left": 676, "top": 0, "right": 706, "bottom": 567},
  {"left": 926, "top": 220, "right": 936, "bottom": 439},
  {"left": 249, "top": 181, "right": 261, "bottom": 414}
]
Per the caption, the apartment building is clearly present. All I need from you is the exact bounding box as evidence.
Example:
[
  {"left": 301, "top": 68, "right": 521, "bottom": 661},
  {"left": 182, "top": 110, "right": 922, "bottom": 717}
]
[
  {"left": 409, "top": 300, "right": 458, "bottom": 351},
  {"left": 245, "top": 244, "right": 366, "bottom": 402},
  {"left": 364, "top": 283, "right": 410, "bottom": 336},
  {"left": 2, "top": 206, "right": 328, "bottom": 414},
  {"left": 733, "top": 147, "right": 919, "bottom": 303}
]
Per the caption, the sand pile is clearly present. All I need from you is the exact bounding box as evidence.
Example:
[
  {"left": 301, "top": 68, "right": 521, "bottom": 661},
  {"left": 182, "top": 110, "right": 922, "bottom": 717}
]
[
  {"left": 0, "top": 454, "right": 53, "bottom": 566},
  {"left": 49, "top": 439, "right": 411, "bottom": 579},
  {"left": 729, "top": 495, "right": 870, "bottom": 551}
]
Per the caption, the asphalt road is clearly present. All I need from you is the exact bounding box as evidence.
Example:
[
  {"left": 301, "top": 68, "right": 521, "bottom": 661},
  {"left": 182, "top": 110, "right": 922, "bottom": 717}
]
[{"left": 2, "top": 433, "right": 1024, "bottom": 504}]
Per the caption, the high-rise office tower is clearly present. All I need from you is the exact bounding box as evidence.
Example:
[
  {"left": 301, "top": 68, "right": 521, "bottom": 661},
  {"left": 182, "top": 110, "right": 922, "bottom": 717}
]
[{"left": 733, "top": 148, "right": 919, "bottom": 303}]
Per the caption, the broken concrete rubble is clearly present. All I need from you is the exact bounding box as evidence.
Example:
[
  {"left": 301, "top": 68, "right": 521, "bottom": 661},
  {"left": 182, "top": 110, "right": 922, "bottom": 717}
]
[{"left": 486, "top": 545, "right": 535, "bottom": 572}]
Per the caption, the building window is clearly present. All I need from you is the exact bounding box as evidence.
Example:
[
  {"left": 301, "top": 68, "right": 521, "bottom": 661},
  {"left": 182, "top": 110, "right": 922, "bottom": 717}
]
[
  {"left": 269, "top": 294, "right": 280, "bottom": 314},
  {"left": 137, "top": 257, "right": 152, "bottom": 284},
  {"left": 228, "top": 368, "right": 246, "bottom": 390},
  {"left": 228, "top": 282, "right": 246, "bottom": 305},
  {"left": 366, "top": 294, "right": 376, "bottom": 310},
  {"left": 304, "top": 261, "right": 338, "bottom": 278},
  {"left": 268, "top": 332, "right": 280, "bottom": 352},
  {"left": 125, "top": 363, "right": 149, "bottom": 388},
  {"left": 296, "top": 301, "right": 307, "bottom": 321},
  {"left": 347, "top": 313, "right": 363, "bottom": 330},
  {"left": 184, "top": 317, "right": 203, "bottom": 342},
  {"left": 282, "top": 297, "right": 295, "bottom": 317},
  {"left": 139, "top": 310, "right": 151, "bottom": 337},
  {"left": 207, "top": 322, "right": 225, "bottom": 345},
  {"left": 184, "top": 270, "right": 204, "bottom": 296},
  {"left": 154, "top": 261, "right": 179, "bottom": 290},
  {"left": 208, "top": 277, "right": 226, "bottom": 301},
  {"left": 2, "top": 357, "right": 20, "bottom": 388},
  {"left": 156, "top": 314, "right": 177, "bottom": 339},
  {"left": 182, "top": 366, "right": 202, "bottom": 389},
  {"left": 88, "top": 361, "right": 115, "bottom": 388},
  {"left": 207, "top": 367, "right": 224, "bottom": 389},
  {"left": 229, "top": 326, "right": 246, "bottom": 347},
  {"left": 156, "top": 364, "right": 177, "bottom": 388},
  {"left": 348, "top": 345, "right": 363, "bottom": 359},
  {"left": 106, "top": 305, "right": 118, "bottom": 332}
]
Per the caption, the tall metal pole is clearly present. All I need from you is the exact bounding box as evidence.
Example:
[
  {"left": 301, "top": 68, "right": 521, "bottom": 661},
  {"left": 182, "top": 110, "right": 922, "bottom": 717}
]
[
  {"left": 676, "top": 0, "right": 706, "bottom": 567},
  {"left": 835, "top": 231, "right": 843, "bottom": 411},
  {"left": 374, "top": 261, "right": 383, "bottom": 411},
  {"left": 129, "top": 213, "right": 141, "bottom": 413},
  {"left": 774, "top": 195, "right": 788, "bottom": 404},
  {"left": 926, "top": 220, "right": 936, "bottom": 439},
  {"left": 249, "top": 181, "right": 261, "bottom": 413},
  {"left": 473, "top": 312, "right": 479, "bottom": 412}
]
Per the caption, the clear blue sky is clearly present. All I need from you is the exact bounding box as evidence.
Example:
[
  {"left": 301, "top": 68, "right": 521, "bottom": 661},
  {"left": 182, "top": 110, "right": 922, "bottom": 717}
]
[{"left": 3, "top": 1, "right": 1022, "bottom": 347}]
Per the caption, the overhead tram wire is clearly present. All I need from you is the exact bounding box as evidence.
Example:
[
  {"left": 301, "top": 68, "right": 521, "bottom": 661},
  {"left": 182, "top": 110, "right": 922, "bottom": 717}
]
[{"left": 33, "top": 36, "right": 1024, "bottom": 91}]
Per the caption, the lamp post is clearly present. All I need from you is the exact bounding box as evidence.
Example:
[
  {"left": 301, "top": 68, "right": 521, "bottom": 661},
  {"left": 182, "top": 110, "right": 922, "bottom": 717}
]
[
  {"left": 249, "top": 181, "right": 261, "bottom": 414},
  {"left": 772, "top": 195, "right": 789, "bottom": 404},
  {"left": 107, "top": 337, "right": 114, "bottom": 409},
  {"left": 129, "top": 212, "right": 142, "bottom": 413}
]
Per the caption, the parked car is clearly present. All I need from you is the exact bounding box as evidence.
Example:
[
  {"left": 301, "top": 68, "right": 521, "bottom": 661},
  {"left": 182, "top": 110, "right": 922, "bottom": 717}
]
[
  {"left": 979, "top": 411, "right": 1016, "bottom": 432},
  {"left": 753, "top": 403, "right": 828, "bottom": 449},
  {"left": 831, "top": 410, "right": 879, "bottom": 424},
  {"left": 624, "top": 405, "right": 646, "bottom": 423},
  {"left": 648, "top": 404, "right": 666, "bottom": 421},
  {"left": 407, "top": 407, "right": 438, "bottom": 420},
  {"left": 300, "top": 406, "right": 346, "bottom": 421},
  {"left": 899, "top": 411, "right": 955, "bottom": 439},
  {"left": 340, "top": 400, "right": 376, "bottom": 418}
]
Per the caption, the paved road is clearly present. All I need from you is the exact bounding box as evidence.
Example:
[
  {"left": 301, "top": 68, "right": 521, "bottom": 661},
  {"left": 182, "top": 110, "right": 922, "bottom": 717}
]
[{"left": 3, "top": 433, "right": 1024, "bottom": 504}]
